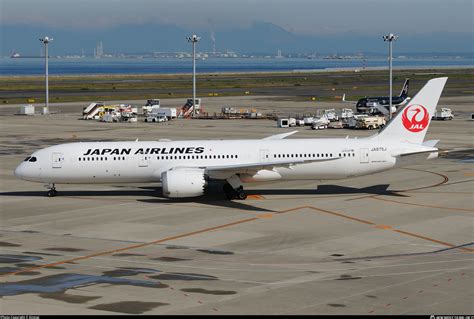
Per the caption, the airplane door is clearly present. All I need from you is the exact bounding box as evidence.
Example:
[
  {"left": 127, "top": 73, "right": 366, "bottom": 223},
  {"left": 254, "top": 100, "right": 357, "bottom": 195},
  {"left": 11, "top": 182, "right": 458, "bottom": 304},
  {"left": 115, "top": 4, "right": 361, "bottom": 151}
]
[
  {"left": 138, "top": 154, "right": 149, "bottom": 167},
  {"left": 260, "top": 149, "right": 270, "bottom": 163},
  {"left": 52, "top": 152, "right": 64, "bottom": 168},
  {"left": 360, "top": 148, "right": 369, "bottom": 163}
]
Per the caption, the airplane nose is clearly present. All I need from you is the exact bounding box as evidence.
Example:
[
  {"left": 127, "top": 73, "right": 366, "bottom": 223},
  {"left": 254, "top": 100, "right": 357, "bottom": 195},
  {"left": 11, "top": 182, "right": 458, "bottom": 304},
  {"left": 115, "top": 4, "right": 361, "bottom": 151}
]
[{"left": 14, "top": 164, "right": 25, "bottom": 179}]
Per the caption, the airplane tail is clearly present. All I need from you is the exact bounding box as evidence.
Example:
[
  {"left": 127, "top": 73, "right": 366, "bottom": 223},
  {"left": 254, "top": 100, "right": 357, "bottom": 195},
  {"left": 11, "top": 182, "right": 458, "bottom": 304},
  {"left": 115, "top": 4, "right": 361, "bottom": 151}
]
[
  {"left": 375, "top": 77, "right": 447, "bottom": 144},
  {"left": 399, "top": 78, "right": 409, "bottom": 98}
]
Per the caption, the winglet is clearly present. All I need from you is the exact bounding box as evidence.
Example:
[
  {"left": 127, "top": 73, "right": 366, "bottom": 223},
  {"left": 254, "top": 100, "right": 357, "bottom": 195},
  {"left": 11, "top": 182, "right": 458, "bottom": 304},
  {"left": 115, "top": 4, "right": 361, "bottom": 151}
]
[{"left": 263, "top": 130, "right": 298, "bottom": 140}]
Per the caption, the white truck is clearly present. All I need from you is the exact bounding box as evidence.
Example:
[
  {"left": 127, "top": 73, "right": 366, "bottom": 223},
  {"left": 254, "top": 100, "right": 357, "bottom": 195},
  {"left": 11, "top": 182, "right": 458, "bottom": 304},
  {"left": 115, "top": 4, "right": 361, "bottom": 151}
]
[
  {"left": 142, "top": 99, "right": 161, "bottom": 115},
  {"left": 324, "top": 109, "right": 339, "bottom": 122},
  {"left": 278, "top": 118, "right": 290, "bottom": 128},
  {"left": 148, "top": 107, "right": 177, "bottom": 120},
  {"left": 340, "top": 108, "right": 354, "bottom": 119},
  {"left": 432, "top": 107, "right": 453, "bottom": 120},
  {"left": 144, "top": 114, "right": 168, "bottom": 123},
  {"left": 303, "top": 117, "right": 314, "bottom": 126},
  {"left": 311, "top": 115, "right": 330, "bottom": 130}
]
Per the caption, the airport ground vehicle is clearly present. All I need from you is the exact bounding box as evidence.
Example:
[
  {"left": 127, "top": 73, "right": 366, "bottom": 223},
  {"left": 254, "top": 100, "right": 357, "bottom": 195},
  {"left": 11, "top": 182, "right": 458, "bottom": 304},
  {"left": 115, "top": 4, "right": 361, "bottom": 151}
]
[
  {"left": 432, "top": 107, "right": 453, "bottom": 120},
  {"left": 328, "top": 121, "right": 344, "bottom": 129},
  {"left": 178, "top": 98, "right": 201, "bottom": 118},
  {"left": 355, "top": 116, "right": 386, "bottom": 130},
  {"left": 277, "top": 119, "right": 289, "bottom": 128},
  {"left": 142, "top": 99, "right": 160, "bottom": 115},
  {"left": 310, "top": 115, "right": 330, "bottom": 130},
  {"left": 340, "top": 108, "right": 354, "bottom": 120},
  {"left": 324, "top": 109, "right": 339, "bottom": 121},
  {"left": 15, "top": 78, "right": 446, "bottom": 200},
  {"left": 82, "top": 102, "right": 105, "bottom": 120},
  {"left": 144, "top": 114, "right": 168, "bottom": 123}
]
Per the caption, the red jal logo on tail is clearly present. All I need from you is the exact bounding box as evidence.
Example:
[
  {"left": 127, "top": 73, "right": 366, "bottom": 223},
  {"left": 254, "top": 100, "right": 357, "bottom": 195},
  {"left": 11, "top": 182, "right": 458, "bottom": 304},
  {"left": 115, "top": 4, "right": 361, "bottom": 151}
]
[{"left": 401, "top": 104, "right": 429, "bottom": 132}]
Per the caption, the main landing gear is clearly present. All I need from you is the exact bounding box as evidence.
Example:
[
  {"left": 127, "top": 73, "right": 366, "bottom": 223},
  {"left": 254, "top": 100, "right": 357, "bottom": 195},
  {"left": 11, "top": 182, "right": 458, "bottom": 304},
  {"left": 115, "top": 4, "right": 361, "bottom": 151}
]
[
  {"left": 46, "top": 184, "right": 58, "bottom": 197},
  {"left": 223, "top": 175, "right": 247, "bottom": 200}
]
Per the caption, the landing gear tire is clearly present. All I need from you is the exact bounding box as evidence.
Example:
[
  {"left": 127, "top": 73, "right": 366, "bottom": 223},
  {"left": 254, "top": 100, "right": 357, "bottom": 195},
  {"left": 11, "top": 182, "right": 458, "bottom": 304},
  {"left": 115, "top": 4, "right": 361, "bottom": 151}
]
[
  {"left": 223, "top": 183, "right": 247, "bottom": 200},
  {"left": 47, "top": 189, "right": 57, "bottom": 197},
  {"left": 237, "top": 188, "right": 247, "bottom": 200}
]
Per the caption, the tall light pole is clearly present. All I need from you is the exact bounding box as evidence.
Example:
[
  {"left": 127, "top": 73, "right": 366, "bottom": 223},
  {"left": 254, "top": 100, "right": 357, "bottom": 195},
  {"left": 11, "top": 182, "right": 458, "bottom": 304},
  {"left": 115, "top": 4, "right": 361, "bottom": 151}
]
[
  {"left": 39, "top": 36, "right": 53, "bottom": 114},
  {"left": 187, "top": 34, "right": 200, "bottom": 117},
  {"left": 383, "top": 33, "right": 398, "bottom": 121}
]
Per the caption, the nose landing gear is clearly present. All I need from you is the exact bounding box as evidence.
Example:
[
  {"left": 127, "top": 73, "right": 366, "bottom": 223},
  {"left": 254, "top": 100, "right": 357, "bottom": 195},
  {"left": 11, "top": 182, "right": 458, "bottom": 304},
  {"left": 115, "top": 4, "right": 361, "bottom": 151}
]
[{"left": 45, "top": 184, "right": 57, "bottom": 197}]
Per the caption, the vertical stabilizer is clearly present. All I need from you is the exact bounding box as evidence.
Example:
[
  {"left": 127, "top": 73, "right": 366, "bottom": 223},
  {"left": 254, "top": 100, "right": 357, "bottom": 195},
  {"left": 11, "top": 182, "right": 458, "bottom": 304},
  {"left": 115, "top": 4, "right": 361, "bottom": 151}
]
[
  {"left": 399, "top": 78, "right": 409, "bottom": 98},
  {"left": 375, "top": 77, "right": 447, "bottom": 144}
]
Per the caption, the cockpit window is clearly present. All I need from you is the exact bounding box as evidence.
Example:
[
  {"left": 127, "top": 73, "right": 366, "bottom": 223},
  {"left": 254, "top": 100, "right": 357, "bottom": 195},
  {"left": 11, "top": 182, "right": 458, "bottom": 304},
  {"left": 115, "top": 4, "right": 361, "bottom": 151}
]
[
  {"left": 24, "top": 156, "right": 31, "bottom": 161},
  {"left": 29, "top": 157, "right": 37, "bottom": 162}
]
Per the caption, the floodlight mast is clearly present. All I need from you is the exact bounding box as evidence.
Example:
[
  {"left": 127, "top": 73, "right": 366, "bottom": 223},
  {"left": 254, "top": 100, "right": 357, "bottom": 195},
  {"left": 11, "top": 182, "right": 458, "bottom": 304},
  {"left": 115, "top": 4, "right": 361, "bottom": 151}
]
[
  {"left": 187, "top": 34, "right": 200, "bottom": 117},
  {"left": 383, "top": 33, "right": 398, "bottom": 121},
  {"left": 39, "top": 36, "right": 53, "bottom": 114}
]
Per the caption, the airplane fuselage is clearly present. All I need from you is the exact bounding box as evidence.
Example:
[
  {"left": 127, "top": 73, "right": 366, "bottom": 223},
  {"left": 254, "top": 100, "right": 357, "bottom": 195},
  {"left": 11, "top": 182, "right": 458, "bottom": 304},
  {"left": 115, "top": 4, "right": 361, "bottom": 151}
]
[{"left": 15, "top": 138, "right": 428, "bottom": 185}]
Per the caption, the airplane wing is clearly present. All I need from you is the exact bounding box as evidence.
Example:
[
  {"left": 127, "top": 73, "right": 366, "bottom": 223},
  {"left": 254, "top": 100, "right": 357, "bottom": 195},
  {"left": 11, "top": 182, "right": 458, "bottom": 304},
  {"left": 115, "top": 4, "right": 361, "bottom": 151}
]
[
  {"left": 262, "top": 130, "right": 298, "bottom": 140},
  {"left": 204, "top": 156, "right": 341, "bottom": 173}
]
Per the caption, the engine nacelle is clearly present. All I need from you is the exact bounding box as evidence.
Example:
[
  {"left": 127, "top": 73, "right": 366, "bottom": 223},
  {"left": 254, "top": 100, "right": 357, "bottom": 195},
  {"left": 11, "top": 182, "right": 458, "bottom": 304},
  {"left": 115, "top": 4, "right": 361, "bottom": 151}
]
[{"left": 161, "top": 168, "right": 206, "bottom": 198}]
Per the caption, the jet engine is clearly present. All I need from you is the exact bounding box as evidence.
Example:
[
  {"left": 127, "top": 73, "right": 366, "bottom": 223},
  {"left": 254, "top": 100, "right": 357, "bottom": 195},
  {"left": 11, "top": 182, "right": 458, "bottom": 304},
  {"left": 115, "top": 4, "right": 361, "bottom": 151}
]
[{"left": 161, "top": 168, "right": 206, "bottom": 198}]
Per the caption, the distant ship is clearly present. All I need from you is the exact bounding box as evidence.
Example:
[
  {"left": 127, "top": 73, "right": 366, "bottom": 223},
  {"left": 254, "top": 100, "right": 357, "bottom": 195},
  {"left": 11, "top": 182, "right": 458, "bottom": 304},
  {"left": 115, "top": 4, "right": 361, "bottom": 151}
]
[{"left": 10, "top": 51, "right": 41, "bottom": 58}]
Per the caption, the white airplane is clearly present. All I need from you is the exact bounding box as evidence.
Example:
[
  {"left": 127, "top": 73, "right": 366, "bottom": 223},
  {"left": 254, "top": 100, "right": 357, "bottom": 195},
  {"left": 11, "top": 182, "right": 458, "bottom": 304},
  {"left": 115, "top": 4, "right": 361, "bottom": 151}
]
[{"left": 14, "top": 77, "right": 447, "bottom": 200}]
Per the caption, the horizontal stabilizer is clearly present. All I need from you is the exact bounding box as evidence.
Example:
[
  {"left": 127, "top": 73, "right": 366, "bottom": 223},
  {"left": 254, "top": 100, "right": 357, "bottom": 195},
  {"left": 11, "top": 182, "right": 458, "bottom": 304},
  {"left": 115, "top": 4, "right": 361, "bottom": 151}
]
[
  {"left": 395, "top": 149, "right": 438, "bottom": 157},
  {"left": 422, "top": 140, "right": 440, "bottom": 148}
]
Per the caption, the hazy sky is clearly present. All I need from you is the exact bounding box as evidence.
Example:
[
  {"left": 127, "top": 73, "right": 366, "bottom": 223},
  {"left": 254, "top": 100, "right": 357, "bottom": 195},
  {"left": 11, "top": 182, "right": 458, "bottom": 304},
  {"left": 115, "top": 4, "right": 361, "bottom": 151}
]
[{"left": 1, "top": 0, "right": 473, "bottom": 35}]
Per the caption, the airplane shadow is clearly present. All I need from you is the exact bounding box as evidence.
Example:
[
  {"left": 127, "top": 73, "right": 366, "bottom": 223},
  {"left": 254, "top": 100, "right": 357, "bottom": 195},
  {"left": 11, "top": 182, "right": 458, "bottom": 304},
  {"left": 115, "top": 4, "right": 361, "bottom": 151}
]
[
  {"left": 0, "top": 184, "right": 404, "bottom": 212},
  {"left": 0, "top": 187, "right": 272, "bottom": 212},
  {"left": 247, "top": 184, "right": 407, "bottom": 197}
]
